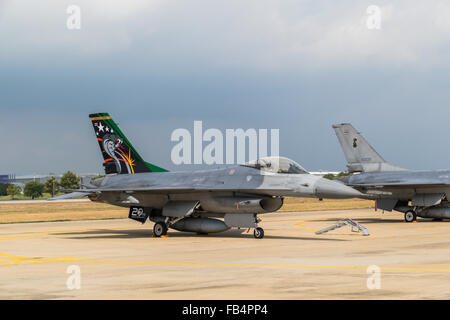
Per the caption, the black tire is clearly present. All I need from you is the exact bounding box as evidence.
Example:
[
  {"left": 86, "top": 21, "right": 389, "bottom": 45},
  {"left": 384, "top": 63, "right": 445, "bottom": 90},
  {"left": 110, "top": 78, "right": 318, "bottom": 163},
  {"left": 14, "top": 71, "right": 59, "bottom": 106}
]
[
  {"left": 153, "top": 222, "right": 168, "bottom": 237},
  {"left": 404, "top": 210, "right": 417, "bottom": 223},
  {"left": 254, "top": 227, "right": 264, "bottom": 239}
]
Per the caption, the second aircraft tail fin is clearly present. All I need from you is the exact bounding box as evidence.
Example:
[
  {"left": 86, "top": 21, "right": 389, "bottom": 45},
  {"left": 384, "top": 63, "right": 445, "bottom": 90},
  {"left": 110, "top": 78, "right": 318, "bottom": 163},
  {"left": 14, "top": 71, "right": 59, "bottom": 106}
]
[{"left": 332, "top": 123, "right": 407, "bottom": 173}]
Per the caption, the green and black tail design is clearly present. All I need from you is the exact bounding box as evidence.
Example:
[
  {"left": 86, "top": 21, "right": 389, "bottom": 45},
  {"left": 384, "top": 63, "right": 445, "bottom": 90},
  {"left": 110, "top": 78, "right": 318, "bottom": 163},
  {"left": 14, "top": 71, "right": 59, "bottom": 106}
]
[{"left": 89, "top": 113, "right": 168, "bottom": 175}]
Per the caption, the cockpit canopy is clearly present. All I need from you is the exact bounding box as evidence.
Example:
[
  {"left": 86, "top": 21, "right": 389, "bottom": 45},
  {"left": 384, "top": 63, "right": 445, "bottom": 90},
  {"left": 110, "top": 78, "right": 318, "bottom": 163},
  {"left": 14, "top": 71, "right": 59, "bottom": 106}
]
[{"left": 242, "top": 156, "right": 309, "bottom": 174}]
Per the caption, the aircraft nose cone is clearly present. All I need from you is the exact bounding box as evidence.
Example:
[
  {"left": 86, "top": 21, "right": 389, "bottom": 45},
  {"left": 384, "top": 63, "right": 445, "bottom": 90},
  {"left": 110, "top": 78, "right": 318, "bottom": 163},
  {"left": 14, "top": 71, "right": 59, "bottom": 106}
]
[{"left": 314, "top": 178, "right": 362, "bottom": 199}]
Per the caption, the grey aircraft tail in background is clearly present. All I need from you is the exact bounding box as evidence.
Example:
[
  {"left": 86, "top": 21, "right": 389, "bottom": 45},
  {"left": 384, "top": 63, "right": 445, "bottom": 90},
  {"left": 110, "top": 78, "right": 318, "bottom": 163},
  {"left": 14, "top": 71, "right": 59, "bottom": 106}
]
[
  {"left": 50, "top": 113, "right": 363, "bottom": 239},
  {"left": 333, "top": 123, "right": 450, "bottom": 222},
  {"left": 332, "top": 123, "right": 406, "bottom": 173}
]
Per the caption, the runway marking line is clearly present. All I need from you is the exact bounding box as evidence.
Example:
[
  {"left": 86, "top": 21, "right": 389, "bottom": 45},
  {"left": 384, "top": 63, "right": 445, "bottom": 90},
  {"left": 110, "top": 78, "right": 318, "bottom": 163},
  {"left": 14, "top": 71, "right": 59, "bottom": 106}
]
[
  {"left": 0, "top": 226, "right": 139, "bottom": 241},
  {"left": 1, "top": 223, "right": 450, "bottom": 272},
  {"left": 2, "top": 252, "right": 450, "bottom": 272}
]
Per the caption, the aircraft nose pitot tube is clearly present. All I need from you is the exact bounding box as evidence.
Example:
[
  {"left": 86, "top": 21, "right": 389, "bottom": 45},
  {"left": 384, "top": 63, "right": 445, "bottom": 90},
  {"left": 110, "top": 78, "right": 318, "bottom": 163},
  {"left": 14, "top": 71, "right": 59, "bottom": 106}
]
[{"left": 314, "top": 178, "right": 362, "bottom": 199}]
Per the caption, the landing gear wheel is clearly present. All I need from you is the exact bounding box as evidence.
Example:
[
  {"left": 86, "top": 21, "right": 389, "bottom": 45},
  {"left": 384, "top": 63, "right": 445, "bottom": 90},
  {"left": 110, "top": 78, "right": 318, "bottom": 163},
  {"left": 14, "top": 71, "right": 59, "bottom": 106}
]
[
  {"left": 404, "top": 210, "right": 417, "bottom": 223},
  {"left": 153, "top": 222, "right": 168, "bottom": 237},
  {"left": 254, "top": 227, "right": 264, "bottom": 239}
]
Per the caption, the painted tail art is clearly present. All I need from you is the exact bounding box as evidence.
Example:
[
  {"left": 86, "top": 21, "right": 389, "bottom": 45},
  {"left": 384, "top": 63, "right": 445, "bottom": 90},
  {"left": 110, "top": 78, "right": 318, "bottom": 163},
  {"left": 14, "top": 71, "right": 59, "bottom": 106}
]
[{"left": 89, "top": 113, "right": 168, "bottom": 174}]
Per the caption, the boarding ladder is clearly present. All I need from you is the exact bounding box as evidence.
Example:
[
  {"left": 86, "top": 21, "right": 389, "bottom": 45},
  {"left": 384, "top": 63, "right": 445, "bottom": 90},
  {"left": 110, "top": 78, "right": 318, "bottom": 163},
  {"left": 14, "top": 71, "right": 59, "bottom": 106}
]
[{"left": 315, "top": 218, "right": 370, "bottom": 236}]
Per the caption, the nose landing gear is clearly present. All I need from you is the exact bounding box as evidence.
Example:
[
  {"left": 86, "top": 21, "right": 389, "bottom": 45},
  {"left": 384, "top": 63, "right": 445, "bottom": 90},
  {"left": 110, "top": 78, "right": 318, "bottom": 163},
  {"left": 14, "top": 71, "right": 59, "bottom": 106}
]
[{"left": 253, "top": 227, "right": 264, "bottom": 239}]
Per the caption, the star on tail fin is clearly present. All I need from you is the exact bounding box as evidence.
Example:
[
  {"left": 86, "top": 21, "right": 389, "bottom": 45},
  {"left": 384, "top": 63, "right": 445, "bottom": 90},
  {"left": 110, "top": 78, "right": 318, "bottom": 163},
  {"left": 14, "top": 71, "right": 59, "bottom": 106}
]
[{"left": 89, "top": 113, "right": 168, "bottom": 174}]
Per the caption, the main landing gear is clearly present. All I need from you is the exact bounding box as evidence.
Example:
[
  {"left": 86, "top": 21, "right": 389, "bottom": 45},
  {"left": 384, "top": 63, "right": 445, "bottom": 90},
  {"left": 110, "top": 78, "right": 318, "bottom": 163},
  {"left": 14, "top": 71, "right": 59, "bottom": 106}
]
[
  {"left": 404, "top": 210, "right": 417, "bottom": 223},
  {"left": 153, "top": 222, "right": 168, "bottom": 237},
  {"left": 152, "top": 217, "right": 266, "bottom": 239}
]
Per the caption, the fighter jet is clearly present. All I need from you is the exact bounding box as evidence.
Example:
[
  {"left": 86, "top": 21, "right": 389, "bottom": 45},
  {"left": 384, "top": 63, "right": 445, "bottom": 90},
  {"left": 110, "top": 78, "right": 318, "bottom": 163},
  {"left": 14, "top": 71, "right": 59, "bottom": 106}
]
[
  {"left": 52, "top": 113, "right": 362, "bottom": 239},
  {"left": 333, "top": 123, "right": 450, "bottom": 222}
]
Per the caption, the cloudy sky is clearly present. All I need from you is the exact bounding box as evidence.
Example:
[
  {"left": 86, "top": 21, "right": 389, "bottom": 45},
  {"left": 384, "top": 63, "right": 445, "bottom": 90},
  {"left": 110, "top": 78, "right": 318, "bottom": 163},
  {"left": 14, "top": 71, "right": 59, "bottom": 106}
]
[{"left": 2, "top": 0, "right": 450, "bottom": 175}]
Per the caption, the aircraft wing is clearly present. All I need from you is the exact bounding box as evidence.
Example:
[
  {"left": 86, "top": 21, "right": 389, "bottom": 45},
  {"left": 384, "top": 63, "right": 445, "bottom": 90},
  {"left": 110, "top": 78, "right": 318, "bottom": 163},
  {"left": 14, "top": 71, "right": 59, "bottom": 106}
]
[
  {"left": 48, "top": 192, "right": 93, "bottom": 201},
  {"left": 58, "top": 186, "right": 293, "bottom": 194}
]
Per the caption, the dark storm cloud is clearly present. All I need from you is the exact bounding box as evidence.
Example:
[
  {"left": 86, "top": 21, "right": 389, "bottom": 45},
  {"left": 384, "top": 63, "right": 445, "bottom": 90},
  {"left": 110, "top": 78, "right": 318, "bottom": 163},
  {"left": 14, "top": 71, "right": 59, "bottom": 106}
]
[{"left": 2, "top": 1, "right": 450, "bottom": 174}]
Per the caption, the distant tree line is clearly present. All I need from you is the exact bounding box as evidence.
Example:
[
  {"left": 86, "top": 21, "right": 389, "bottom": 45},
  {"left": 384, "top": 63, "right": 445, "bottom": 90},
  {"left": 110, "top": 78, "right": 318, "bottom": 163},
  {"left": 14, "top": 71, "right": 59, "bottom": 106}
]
[
  {"left": 0, "top": 171, "right": 83, "bottom": 200},
  {"left": 322, "top": 172, "right": 350, "bottom": 180}
]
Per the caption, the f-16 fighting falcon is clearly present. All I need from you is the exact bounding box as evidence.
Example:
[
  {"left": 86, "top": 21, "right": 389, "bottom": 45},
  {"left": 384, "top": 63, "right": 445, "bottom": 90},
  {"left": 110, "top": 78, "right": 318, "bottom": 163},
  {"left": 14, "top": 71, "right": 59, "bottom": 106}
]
[
  {"left": 333, "top": 123, "right": 450, "bottom": 223},
  {"left": 52, "top": 113, "right": 362, "bottom": 239}
]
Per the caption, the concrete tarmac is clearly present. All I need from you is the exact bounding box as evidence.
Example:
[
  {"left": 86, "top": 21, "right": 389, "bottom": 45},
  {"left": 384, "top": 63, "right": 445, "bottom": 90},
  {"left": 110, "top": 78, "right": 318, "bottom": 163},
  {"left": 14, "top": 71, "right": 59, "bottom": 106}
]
[{"left": 1, "top": 208, "right": 450, "bottom": 299}]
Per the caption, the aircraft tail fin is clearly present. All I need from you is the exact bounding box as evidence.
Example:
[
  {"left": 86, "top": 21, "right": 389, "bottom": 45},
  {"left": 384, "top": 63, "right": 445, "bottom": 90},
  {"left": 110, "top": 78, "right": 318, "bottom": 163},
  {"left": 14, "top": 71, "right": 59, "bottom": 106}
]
[
  {"left": 332, "top": 123, "right": 407, "bottom": 173},
  {"left": 89, "top": 113, "right": 168, "bottom": 175}
]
